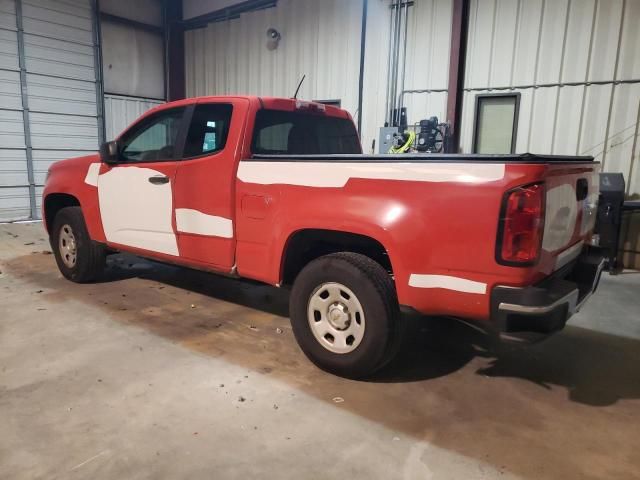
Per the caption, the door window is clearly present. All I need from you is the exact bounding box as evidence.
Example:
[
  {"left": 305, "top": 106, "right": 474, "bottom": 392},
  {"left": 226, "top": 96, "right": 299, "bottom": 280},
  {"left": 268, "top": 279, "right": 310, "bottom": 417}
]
[
  {"left": 182, "top": 104, "right": 233, "bottom": 158},
  {"left": 120, "top": 108, "right": 185, "bottom": 162}
]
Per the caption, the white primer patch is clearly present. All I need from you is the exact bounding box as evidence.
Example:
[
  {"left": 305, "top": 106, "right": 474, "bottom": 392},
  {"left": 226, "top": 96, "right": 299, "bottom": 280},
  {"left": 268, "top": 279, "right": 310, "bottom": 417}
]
[
  {"left": 237, "top": 161, "right": 505, "bottom": 187},
  {"left": 84, "top": 163, "right": 100, "bottom": 186},
  {"left": 409, "top": 274, "right": 487, "bottom": 294},
  {"left": 175, "top": 209, "right": 234, "bottom": 238},
  {"left": 97, "top": 167, "right": 178, "bottom": 256},
  {"left": 542, "top": 184, "right": 578, "bottom": 252},
  {"left": 555, "top": 240, "right": 584, "bottom": 271}
]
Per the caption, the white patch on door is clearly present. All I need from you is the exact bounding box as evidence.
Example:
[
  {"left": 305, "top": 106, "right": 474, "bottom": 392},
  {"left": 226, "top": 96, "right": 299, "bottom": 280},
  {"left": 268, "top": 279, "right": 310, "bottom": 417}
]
[
  {"left": 237, "top": 161, "right": 505, "bottom": 187},
  {"left": 84, "top": 163, "right": 100, "bottom": 186},
  {"left": 542, "top": 184, "right": 577, "bottom": 252},
  {"left": 97, "top": 167, "right": 178, "bottom": 256},
  {"left": 175, "top": 209, "right": 234, "bottom": 238},
  {"left": 408, "top": 274, "right": 487, "bottom": 294}
]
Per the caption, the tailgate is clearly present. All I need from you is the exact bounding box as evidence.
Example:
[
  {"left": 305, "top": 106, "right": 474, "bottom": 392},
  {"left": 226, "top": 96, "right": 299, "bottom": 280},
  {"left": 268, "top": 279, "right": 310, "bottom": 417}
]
[{"left": 540, "top": 163, "right": 599, "bottom": 273}]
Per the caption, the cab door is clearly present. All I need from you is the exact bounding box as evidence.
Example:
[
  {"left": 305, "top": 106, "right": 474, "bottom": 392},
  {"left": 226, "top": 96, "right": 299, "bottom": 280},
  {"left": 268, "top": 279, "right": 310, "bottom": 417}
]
[
  {"left": 97, "top": 107, "right": 187, "bottom": 257},
  {"left": 172, "top": 98, "right": 249, "bottom": 269}
]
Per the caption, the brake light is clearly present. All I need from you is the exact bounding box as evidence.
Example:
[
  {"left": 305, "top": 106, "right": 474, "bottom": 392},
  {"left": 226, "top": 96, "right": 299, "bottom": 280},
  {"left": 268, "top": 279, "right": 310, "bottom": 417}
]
[
  {"left": 295, "top": 100, "right": 326, "bottom": 113},
  {"left": 497, "top": 183, "right": 545, "bottom": 265}
]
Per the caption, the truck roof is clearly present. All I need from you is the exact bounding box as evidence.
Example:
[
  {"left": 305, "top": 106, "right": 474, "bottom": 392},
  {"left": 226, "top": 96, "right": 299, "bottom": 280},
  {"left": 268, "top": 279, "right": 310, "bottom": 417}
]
[{"left": 143, "top": 95, "right": 352, "bottom": 120}]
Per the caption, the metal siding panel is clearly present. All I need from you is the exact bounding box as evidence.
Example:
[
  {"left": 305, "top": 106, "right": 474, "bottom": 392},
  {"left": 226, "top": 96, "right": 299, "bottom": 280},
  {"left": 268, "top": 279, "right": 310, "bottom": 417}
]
[
  {"left": 0, "top": 148, "right": 27, "bottom": 185},
  {"left": 101, "top": 21, "right": 165, "bottom": 99},
  {"left": 588, "top": 0, "right": 623, "bottom": 82},
  {"left": 21, "top": 0, "right": 93, "bottom": 46},
  {"left": 617, "top": 0, "right": 640, "bottom": 81},
  {"left": 31, "top": 148, "right": 93, "bottom": 184},
  {"left": 490, "top": 0, "right": 518, "bottom": 87},
  {"left": 0, "top": 27, "right": 19, "bottom": 70},
  {"left": 0, "top": 68, "right": 21, "bottom": 110},
  {"left": 103, "top": 94, "right": 163, "bottom": 141},
  {"left": 26, "top": 73, "right": 96, "bottom": 116},
  {"left": 0, "top": 186, "right": 30, "bottom": 221},
  {"left": 0, "top": 108, "right": 25, "bottom": 148},
  {"left": 184, "top": 0, "right": 362, "bottom": 118},
  {"left": 23, "top": 32, "right": 94, "bottom": 81},
  {"left": 536, "top": 0, "right": 568, "bottom": 85},
  {"left": 360, "top": 0, "right": 392, "bottom": 153},
  {"left": 603, "top": 83, "right": 640, "bottom": 179},
  {"left": 29, "top": 111, "right": 98, "bottom": 150},
  {"left": 465, "top": 0, "right": 495, "bottom": 89},
  {"left": 578, "top": 84, "right": 613, "bottom": 162},
  {"left": 0, "top": 0, "right": 17, "bottom": 31},
  {"left": 99, "top": 0, "right": 163, "bottom": 27},
  {"left": 511, "top": 0, "right": 543, "bottom": 86},
  {"left": 561, "top": 0, "right": 596, "bottom": 83},
  {"left": 553, "top": 85, "right": 584, "bottom": 155}
]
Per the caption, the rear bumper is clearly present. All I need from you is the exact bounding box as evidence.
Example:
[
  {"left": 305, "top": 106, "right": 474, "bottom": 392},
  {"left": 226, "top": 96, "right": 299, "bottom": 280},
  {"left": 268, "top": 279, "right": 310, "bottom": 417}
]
[{"left": 490, "top": 250, "right": 605, "bottom": 342}]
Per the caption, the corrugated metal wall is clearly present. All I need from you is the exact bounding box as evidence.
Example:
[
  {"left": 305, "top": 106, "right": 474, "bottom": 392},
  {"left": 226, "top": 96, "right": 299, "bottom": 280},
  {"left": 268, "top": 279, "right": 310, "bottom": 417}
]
[
  {"left": 184, "top": 0, "right": 363, "bottom": 133},
  {"left": 104, "top": 93, "right": 163, "bottom": 141},
  {"left": 460, "top": 0, "right": 640, "bottom": 197},
  {"left": 0, "top": 0, "right": 100, "bottom": 222},
  {"left": 0, "top": 0, "right": 29, "bottom": 221}
]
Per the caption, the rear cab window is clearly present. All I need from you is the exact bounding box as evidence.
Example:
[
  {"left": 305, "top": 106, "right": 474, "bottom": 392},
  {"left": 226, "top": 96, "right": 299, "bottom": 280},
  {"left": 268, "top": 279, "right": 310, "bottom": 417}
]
[{"left": 251, "top": 109, "right": 362, "bottom": 155}]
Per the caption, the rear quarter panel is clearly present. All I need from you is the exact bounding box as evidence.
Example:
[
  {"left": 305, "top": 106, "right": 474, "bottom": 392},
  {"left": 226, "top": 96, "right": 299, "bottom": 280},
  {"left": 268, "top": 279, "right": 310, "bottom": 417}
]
[{"left": 236, "top": 159, "right": 598, "bottom": 321}]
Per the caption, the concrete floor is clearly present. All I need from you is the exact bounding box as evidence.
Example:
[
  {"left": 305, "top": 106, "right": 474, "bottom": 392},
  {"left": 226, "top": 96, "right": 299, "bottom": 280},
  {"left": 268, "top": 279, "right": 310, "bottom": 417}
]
[{"left": 1, "top": 222, "right": 639, "bottom": 480}]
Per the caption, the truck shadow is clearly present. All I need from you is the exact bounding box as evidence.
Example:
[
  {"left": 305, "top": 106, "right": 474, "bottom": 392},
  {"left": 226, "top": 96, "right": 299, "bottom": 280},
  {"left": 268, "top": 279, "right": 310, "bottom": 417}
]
[
  {"left": 6, "top": 250, "right": 640, "bottom": 479},
  {"left": 28, "top": 252, "right": 640, "bottom": 408}
]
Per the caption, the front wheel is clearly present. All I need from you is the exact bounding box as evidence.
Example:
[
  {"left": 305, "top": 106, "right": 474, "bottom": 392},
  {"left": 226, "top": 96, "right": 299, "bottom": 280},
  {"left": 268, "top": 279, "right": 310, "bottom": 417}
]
[
  {"left": 289, "top": 252, "right": 401, "bottom": 378},
  {"left": 51, "top": 206, "right": 105, "bottom": 283}
]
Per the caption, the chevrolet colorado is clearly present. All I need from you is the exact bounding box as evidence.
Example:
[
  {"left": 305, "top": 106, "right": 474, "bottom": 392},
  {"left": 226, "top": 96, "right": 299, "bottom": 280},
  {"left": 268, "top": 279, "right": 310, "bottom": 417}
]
[{"left": 43, "top": 96, "right": 604, "bottom": 377}]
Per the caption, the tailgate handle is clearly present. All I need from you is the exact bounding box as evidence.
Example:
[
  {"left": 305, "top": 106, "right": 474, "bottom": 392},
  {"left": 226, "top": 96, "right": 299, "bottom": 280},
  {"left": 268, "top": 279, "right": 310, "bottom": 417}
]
[{"left": 576, "top": 179, "right": 588, "bottom": 201}]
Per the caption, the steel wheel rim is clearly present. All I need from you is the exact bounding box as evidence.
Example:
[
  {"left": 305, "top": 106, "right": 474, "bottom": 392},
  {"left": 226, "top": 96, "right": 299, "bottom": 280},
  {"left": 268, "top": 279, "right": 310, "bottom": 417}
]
[
  {"left": 58, "top": 224, "right": 77, "bottom": 268},
  {"left": 307, "top": 282, "right": 366, "bottom": 354}
]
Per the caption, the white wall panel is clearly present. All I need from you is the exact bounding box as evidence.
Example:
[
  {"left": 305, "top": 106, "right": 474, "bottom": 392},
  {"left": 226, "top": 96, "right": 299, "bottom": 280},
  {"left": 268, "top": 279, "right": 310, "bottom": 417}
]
[
  {"left": 0, "top": 0, "right": 17, "bottom": 31},
  {"left": 185, "top": 0, "right": 363, "bottom": 136},
  {"left": 617, "top": 0, "right": 640, "bottom": 81},
  {"left": 0, "top": 27, "right": 19, "bottom": 70},
  {"left": 462, "top": 0, "right": 640, "bottom": 197},
  {"left": 588, "top": 0, "right": 623, "bottom": 82},
  {"left": 104, "top": 94, "right": 163, "bottom": 141},
  {"left": 101, "top": 21, "right": 165, "bottom": 99},
  {"left": 537, "top": 0, "right": 568, "bottom": 85},
  {"left": 360, "top": 0, "right": 391, "bottom": 152},
  {"left": 0, "top": 68, "right": 21, "bottom": 110},
  {"left": 561, "top": 0, "right": 595, "bottom": 84}
]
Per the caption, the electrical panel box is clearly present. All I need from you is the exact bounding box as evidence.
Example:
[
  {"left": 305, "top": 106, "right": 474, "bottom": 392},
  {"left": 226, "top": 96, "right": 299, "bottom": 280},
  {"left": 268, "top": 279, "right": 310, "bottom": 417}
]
[{"left": 378, "top": 127, "right": 400, "bottom": 154}]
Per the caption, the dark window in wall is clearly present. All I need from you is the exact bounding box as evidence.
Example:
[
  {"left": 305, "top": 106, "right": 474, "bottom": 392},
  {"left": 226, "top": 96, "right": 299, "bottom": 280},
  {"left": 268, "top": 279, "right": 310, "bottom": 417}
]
[
  {"left": 473, "top": 93, "right": 520, "bottom": 154},
  {"left": 183, "top": 104, "right": 233, "bottom": 158},
  {"left": 252, "top": 109, "right": 362, "bottom": 155}
]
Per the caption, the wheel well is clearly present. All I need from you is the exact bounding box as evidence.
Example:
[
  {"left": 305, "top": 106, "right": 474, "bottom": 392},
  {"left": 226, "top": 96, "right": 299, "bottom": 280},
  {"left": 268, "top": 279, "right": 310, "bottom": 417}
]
[
  {"left": 281, "top": 229, "right": 393, "bottom": 285},
  {"left": 44, "top": 193, "right": 80, "bottom": 231}
]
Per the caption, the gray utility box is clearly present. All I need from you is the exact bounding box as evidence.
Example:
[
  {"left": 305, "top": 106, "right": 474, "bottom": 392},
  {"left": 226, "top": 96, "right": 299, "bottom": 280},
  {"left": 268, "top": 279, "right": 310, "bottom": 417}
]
[{"left": 378, "top": 127, "right": 400, "bottom": 154}]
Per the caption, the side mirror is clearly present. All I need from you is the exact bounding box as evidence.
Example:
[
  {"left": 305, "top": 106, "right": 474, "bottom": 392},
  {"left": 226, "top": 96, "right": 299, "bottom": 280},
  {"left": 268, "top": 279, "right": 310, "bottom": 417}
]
[{"left": 100, "top": 140, "right": 120, "bottom": 164}]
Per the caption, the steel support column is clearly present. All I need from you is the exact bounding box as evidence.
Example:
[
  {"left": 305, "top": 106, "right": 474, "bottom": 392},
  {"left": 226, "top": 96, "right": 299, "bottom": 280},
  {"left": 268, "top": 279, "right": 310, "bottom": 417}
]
[
  {"left": 166, "top": 0, "right": 185, "bottom": 101},
  {"left": 14, "top": 0, "right": 36, "bottom": 219},
  {"left": 445, "top": 0, "right": 469, "bottom": 153}
]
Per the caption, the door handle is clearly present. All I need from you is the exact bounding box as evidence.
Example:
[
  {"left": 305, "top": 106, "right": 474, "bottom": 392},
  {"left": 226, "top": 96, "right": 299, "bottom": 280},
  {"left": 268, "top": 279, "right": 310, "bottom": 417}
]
[{"left": 148, "top": 175, "right": 170, "bottom": 185}]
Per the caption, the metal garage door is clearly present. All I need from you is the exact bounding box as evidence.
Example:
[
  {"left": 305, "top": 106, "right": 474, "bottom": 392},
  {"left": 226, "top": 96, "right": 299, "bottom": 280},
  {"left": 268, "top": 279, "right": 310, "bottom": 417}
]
[{"left": 0, "top": 0, "right": 100, "bottom": 222}]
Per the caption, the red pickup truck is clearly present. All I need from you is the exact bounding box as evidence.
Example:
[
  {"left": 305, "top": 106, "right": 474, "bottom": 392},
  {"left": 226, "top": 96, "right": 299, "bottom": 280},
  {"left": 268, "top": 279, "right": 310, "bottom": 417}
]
[{"left": 43, "top": 96, "right": 604, "bottom": 377}]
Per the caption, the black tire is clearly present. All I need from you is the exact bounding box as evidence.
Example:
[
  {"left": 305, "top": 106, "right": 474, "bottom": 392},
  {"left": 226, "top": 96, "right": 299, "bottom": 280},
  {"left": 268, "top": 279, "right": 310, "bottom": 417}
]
[
  {"left": 289, "top": 252, "right": 402, "bottom": 378},
  {"left": 51, "top": 206, "right": 105, "bottom": 283}
]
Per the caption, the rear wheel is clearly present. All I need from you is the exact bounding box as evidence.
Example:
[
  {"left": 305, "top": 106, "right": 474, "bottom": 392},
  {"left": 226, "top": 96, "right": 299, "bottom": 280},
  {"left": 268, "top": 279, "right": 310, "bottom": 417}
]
[
  {"left": 51, "top": 206, "right": 105, "bottom": 283},
  {"left": 289, "top": 252, "right": 402, "bottom": 378}
]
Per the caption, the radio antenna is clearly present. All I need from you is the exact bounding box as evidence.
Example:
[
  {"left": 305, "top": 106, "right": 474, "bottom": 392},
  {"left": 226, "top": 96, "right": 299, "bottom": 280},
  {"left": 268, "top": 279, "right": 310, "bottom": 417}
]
[{"left": 292, "top": 74, "right": 306, "bottom": 99}]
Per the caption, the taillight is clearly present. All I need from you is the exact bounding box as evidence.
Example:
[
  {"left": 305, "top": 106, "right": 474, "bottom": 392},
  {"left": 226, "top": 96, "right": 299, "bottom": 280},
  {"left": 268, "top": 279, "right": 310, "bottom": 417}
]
[{"left": 496, "top": 183, "right": 545, "bottom": 266}]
